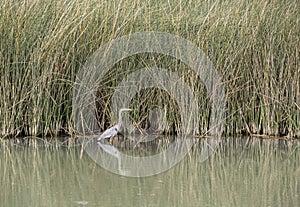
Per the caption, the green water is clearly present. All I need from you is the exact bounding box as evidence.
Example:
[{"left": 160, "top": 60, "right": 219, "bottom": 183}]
[{"left": 1, "top": 138, "right": 299, "bottom": 207}]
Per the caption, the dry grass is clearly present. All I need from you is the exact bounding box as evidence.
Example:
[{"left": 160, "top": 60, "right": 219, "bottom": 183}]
[{"left": 0, "top": 0, "right": 299, "bottom": 138}]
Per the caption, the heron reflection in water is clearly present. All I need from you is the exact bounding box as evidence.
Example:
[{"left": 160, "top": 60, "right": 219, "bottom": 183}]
[
  {"left": 97, "top": 108, "right": 132, "bottom": 141},
  {"left": 97, "top": 141, "right": 127, "bottom": 175}
]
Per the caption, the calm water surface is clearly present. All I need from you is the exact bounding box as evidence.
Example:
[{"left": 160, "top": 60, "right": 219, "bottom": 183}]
[{"left": 1, "top": 137, "right": 299, "bottom": 207}]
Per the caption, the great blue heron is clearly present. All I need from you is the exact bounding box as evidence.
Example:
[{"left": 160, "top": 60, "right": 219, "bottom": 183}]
[{"left": 97, "top": 108, "right": 132, "bottom": 141}]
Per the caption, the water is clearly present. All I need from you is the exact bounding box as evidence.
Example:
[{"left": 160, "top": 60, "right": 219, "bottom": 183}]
[{"left": 1, "top": 137, "right": 299, "bottom": 207}]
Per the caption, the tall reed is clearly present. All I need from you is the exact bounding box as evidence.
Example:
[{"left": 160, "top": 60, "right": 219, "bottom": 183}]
[{"left": 0, "top": 0, "right": 299, "bottom": 138}]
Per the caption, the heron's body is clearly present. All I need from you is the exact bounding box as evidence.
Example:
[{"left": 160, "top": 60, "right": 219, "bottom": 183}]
[
  {"left": 97, "top": 108, "right": 131, "bottom": 141},
  {"left": 98, "top": 124, "right": 119, "bottom": 140}
]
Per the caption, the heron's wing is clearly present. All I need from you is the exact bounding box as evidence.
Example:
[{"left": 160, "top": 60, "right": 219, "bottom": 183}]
[{"left": 98, "top": 125, "right": 118, "bottom": 140}]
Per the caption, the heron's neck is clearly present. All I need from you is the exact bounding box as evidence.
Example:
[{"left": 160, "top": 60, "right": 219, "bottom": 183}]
[{"left": 118, "top": 110, "right": 123, "bottom": 126}]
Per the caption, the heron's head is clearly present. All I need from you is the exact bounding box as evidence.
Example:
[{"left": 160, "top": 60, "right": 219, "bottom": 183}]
[
  {"left": 118, "top": 108, "right": 132, "bottom": 132},
  {"left": 119, "top": 108, "right": 132, "bottom": 113},
  {"left": 118, "top": 108, "right": 132, "bottom": 122}
]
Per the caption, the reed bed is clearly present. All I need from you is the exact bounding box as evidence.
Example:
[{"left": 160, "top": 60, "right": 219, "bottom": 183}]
[{"left": 0, "top": 0, "right": 299, "bottom": 138}]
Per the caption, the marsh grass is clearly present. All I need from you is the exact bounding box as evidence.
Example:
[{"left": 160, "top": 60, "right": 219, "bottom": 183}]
[{"left": 0, "top": 0, "right": 299, "bottom": 138}]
